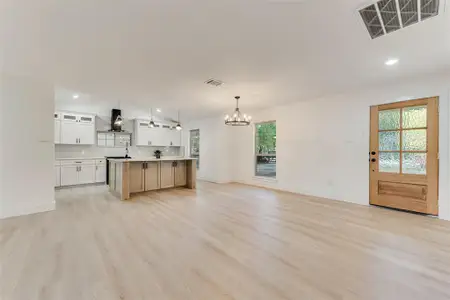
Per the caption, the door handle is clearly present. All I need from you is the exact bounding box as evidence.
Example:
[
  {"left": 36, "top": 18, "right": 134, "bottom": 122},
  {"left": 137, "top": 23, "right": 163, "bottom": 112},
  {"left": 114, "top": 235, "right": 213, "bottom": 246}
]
[{"left": 371, "top": 158, "right": 376, "bottom": 162}]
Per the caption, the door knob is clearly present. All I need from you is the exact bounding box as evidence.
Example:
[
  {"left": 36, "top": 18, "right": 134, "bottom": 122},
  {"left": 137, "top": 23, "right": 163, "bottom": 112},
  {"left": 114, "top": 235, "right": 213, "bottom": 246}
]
[
  {"left": 371, "top": 158, "right": 376, "bottom": 162},
  {"left": 371, "top": 151, "right": 376, "bottom": 155}
]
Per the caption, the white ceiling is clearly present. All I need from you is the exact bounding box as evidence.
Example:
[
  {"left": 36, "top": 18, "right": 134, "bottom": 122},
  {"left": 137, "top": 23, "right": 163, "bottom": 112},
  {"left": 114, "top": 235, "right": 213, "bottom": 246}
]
[{"left": 2, "top": 0, "right": 450, "bottom": 120}]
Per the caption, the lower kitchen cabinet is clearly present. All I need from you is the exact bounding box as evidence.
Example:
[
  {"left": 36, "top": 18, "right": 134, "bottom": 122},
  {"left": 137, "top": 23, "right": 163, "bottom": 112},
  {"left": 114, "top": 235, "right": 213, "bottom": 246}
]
[
  {"left": 145, "top": 162, "right": 160, "bottom": 191},
  {"left": 60, "top": 162, "right": 96, "bottom": 186},
  {"left": 160, "top": 161, "right": 175, "bottom": 189},
  {"left": 95, "top": 164, "right": 106, "bottom": 183},
  {"left": 174, "top": 161, "right": 186, "bottom": 186},
  {"left": 61, "top": 165, "right": 79, "bottom": 186},
  {"left": 55, "top": 166, "right": 61, "bottom": 187},
  {"left": 129, "top": 162, "right": 160, "bottom": 193},
  {"left": 129, "top": 162, "right": 145, "bottom": 193},
  {"left": 78, "top": 165, "right": 96, "bottom": 185}
]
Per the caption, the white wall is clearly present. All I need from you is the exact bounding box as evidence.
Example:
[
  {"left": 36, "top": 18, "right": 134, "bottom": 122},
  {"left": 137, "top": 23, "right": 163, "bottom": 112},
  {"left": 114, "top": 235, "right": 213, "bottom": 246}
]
[
  {"left": 0, "top": 73, "right": 55, "bottom": 219},
  {"left": 187, "top": 73, "right": 450, "bottom": 221},
  {"left": 183, "top": 117, "right": 234, "bottom": 183}
]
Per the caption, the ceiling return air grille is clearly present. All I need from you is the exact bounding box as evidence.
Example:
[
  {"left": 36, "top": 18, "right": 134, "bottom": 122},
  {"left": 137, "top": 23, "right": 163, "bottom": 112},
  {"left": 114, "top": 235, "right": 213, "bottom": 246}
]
[
  {"left": 359, "top": 0, "right": 440, "bottom": 39},
  {"left": 204, "top": 78, "right": 224, "bottom": 87}
]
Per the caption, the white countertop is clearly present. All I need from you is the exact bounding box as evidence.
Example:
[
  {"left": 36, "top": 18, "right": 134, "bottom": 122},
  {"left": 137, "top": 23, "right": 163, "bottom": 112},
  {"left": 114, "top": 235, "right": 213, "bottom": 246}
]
[
  {"left": 108, "top": 157, "right": 197, "bottom": 162},
  {"left": 56, "top": 157, "right": 105, "bottom": 160}
]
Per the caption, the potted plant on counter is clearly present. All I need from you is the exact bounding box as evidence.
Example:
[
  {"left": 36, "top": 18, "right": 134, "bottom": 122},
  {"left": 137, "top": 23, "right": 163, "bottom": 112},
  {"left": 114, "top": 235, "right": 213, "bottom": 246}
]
[{"left": 154, "top": 150, "right": 162, "bottom": 159}]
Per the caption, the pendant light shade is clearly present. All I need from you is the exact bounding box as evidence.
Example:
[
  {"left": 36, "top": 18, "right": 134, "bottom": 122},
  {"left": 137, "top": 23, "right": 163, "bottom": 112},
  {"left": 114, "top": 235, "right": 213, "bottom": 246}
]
[
  {"left": 225, "top": 96, "right": 251, "bottom": 126},
  {"left": 148, "top": 108, "right": 155, "bottom": 128}
]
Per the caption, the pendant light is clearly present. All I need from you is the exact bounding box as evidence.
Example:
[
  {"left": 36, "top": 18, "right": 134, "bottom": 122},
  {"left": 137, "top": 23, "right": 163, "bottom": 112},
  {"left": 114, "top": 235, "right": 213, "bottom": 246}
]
[
  {"left": 149, "top": 108, "right": 155, "bottom": 128},
  {"left": 225, "top": 96, "right": 251, "bottom": 126},
  {"left": 114, "top": 100, "right": 124, "bottom": 126},
  {"left": 175, "top": 110, "right": 182, "bottom": 131}
]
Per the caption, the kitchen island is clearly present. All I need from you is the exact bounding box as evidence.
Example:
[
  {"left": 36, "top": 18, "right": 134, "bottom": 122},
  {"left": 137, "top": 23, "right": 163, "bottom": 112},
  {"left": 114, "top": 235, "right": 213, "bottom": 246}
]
[{"left": 108, "top": 157, "right": 197, "bottom": 200}]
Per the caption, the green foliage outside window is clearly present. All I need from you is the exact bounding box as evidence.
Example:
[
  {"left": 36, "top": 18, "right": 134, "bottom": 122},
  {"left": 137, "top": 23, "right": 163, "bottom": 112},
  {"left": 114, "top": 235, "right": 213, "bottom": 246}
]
[{"left": 256, "top": 122, "right": 276, "bottom": 154}]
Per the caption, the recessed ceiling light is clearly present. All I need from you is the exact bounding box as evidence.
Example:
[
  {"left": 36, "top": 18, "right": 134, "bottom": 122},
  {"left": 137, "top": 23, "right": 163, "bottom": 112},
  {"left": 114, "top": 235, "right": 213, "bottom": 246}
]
[
  {"left": 156, "top": 108, "right": 161, "bottom": 112},
  {"left": 73, "top": 94, "right": 79, "bottom": 99},
  {"left": 385, "top": 58, "right": 399, "bottom": 66}
]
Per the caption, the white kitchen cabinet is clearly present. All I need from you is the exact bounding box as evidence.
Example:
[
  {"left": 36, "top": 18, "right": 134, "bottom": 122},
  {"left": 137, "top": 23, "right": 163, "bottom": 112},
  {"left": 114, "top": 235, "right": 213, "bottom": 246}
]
[
  {"left": 77, "top": 123, "right": 95, "bottom": 145},
  {"left": 55, "top": 166, "right": 61, "bottom": 187},
  {"left": 60, "top": 112, "right": 95, "bottom": 145},
  {"left": 60, "top": 161, "right": 97, "bottom": 186},
  {"left": 95, "top": 164, "right": 106, "bottom": 183},
  {"left": 135, "top": 120, "right": 181, "bottom": 147},
  {"left": 78, "top": 165, "right": 96, "bottom": 184},
  {"left": 61, "top": 165, "right": 79, "bottom": 186},
  {"left": 61, "top": 121, "right": 79, "bottom": 144}
]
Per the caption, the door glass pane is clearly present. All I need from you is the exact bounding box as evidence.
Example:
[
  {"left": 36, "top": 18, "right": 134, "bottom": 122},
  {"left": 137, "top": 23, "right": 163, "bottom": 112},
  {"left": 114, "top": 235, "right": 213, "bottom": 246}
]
[
  {"left": 402, "top": 153, "right": 426, "bottom": 175},
  {"left": 379, "top": 109, "right": 400, "bottom": 130},
  {"left": 402, "top": 129, "right": 426, "bottom": 151},
  {"left": 379, "top": 152, "right": 400, "bottom": 173},
  {"left": 379, "top": 131, "right": 400, "bottom": 151},
  {"left": 402, "top": 105, "right": 427, "bottom": 128}
]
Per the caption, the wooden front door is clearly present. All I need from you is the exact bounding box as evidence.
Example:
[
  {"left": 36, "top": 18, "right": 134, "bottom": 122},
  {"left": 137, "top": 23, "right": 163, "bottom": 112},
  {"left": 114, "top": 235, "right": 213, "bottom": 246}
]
[{"left": 369, "top": 97, "right": 439, "bottom": 215}]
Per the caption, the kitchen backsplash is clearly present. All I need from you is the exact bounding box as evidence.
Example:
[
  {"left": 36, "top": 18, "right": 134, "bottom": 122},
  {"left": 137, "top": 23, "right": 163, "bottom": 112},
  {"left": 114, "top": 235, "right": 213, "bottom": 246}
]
[{"left": 55, "top": 145, "right": 184, "bottom": 159}]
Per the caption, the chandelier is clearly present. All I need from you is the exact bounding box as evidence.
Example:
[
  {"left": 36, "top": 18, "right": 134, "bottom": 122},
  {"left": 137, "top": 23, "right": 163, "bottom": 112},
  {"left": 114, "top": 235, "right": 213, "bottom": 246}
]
[{"left": 224, "top": 96, "right": 252, "bottom": 126}]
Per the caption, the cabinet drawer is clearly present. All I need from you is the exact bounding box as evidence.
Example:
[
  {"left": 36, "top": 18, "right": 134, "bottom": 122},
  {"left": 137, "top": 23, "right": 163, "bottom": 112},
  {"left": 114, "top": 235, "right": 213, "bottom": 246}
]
[{"left": 60, "top": 159, "right": 96, "bottom": 166}]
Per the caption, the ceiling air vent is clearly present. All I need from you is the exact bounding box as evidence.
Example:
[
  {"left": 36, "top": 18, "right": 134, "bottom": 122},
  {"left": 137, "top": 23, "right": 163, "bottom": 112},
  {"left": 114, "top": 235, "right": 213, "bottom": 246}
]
[
  {"left": 205, "top": 78, "right": 224, "bottom": 87},
  {"left": 359, "top": 0, "right": 440, "bottom": 39}
]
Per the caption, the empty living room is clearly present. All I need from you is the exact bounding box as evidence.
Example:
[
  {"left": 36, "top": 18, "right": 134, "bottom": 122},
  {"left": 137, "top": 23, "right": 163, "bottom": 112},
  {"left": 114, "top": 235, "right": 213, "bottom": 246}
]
[{"left": 1, "top": 0, "right": 449, "bottom": 299}]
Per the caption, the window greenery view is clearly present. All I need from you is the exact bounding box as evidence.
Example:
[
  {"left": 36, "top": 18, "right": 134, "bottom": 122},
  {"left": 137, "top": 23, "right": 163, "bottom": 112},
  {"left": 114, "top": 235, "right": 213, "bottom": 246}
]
[{"left": 255, "top": 122, "right": 276, "bottom": 178}]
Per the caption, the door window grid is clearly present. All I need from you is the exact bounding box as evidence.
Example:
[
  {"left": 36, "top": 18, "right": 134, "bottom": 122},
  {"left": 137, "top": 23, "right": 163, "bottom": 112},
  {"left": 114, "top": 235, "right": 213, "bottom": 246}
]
[{"left": 378, "top": 105, "right": 427, "bottom": 175}]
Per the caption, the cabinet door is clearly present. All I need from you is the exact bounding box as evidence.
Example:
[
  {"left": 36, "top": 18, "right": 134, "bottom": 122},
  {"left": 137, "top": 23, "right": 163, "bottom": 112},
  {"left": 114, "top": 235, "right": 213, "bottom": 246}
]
[
  {"left": 174, "top": 161, "right": 186, "bottom": 186},
  {"left": 148, "top": 127, "right": 162, "bottom": 146},
  {"left": 95, "top": 165, "right": 106, "bottom": 183},
  {"left": 61, "top": 166, "right": 78, "bottom": 186},
  {"left": 160, "top": 161, "right": 175, "bottom": 188},
  {"left": 55, "top": 166, "right": 61, "bottom": 187},
  {"left": 136, "top": 121, "right": 150, "bottom": 146},
  {"left": 129, "top": 162, "right": 145, "bottom": 193},
  {"left": 170, "top": 130, "right": 181, "bottom": 146},
  {"left": 145, "top": 162, "right": 160, "bottom": 191},
  {"left": 78, "top": 165, "right": 96, "bottom": 184},
  {"left": 54, "top": 120, "right": 61, "bottom": 144},
  {"left": 61, "top": 121, "right": 79, "bottom": 144},
  {"left": 78, "top": 123, "right": 95, "bottom": 145}
]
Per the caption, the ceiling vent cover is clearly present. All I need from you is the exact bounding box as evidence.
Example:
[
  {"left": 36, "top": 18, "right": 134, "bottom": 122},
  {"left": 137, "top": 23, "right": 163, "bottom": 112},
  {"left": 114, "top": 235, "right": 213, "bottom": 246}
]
[
  {"left": 359, "top": 0, "right": 440, "bottom": 39},
  {"left": 205, "top": 78, "right": 224, "bottom": 86}
]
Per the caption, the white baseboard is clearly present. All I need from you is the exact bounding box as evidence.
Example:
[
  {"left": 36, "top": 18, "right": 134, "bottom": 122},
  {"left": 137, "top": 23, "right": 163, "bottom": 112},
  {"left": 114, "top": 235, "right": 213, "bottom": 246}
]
[{"left": 0, "top": 201, "right": 56, "bottom": 219}]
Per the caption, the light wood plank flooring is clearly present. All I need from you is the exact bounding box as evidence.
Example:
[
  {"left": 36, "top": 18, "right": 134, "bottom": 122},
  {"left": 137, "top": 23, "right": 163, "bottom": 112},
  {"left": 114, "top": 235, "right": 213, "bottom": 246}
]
[{"left": 1, "top": 182, "right": 450, "bottom": 300}]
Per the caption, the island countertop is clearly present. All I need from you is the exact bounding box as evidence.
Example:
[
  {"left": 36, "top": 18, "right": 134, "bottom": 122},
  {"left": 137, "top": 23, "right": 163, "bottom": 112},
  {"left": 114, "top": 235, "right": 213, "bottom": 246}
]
[{"left": 108, "top": 157, "right": 197, "bottom": 162}]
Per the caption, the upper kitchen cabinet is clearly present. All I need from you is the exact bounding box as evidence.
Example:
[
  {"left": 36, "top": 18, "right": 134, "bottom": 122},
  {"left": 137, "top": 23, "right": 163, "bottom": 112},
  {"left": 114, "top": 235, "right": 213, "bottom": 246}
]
[
  {"left": 60, "top": 112, "right": 95, "bottom": 145},
  {"left": 134, "top": 119, "right": 181, "bottom": 147}
]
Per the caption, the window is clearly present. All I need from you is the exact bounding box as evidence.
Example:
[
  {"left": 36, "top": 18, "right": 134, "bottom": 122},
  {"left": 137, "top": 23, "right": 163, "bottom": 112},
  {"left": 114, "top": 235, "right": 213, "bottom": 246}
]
[
  {"left": 378, "top": 105, "right": 427, "bottom": 174},
  {"left": 255, "top": 121, "right": 276, "bottom": 178},
  {"left": 189, "top": 129, "right": 200, "bottom": 169}
]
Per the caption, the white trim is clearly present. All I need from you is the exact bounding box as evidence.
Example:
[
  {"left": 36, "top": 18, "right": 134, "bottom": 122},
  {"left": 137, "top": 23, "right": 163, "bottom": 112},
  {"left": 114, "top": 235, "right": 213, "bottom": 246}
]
[{"left": 252, "top": 176, "right": 278, "bottom": 183}]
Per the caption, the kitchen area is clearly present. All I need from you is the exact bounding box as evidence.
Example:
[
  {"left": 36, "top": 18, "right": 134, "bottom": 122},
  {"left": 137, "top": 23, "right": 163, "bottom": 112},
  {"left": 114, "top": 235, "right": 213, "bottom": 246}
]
[{"left": 54, "top": 91, "right": 193, "bottom": 196}]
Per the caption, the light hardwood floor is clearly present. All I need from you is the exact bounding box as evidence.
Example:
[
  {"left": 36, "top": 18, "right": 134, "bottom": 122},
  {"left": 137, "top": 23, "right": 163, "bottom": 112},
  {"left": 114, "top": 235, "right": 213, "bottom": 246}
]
[{"left": 1, "top": 182, "right": 450, "bottom": 300}]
